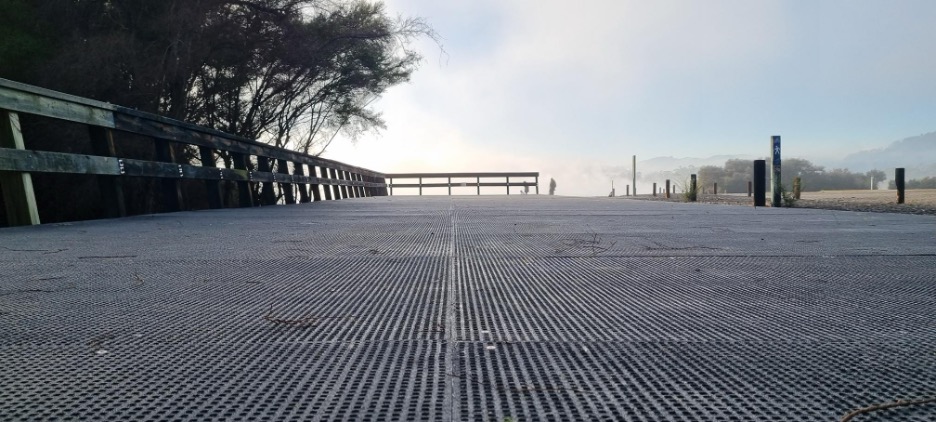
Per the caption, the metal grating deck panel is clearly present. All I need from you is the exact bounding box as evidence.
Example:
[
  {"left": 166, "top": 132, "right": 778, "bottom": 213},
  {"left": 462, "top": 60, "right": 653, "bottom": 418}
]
[{"left": 2, "top": 196, "right": 935, "bottom": 421}]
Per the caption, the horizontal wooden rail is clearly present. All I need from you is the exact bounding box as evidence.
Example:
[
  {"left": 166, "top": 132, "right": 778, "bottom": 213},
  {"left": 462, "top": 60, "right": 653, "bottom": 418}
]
[
  {"left": 385, "top": 172, "right": 539, "bottom": 196},
  {"left": 385, "top": 172, "right": 540, "bottom": 179},
  {"left": 0, "top": 78, "right": 389, "bottom": 226}
]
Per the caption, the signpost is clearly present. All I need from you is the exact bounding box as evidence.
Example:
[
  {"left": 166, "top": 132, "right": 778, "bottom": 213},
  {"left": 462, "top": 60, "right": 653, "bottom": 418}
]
[{"left": 771, "top": 136, "right": 781, "bottom": 207}]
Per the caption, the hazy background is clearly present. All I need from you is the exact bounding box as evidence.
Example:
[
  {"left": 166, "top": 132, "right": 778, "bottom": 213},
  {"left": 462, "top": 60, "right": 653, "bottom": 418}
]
[{"left": 324, "top": 0, "right": 936, "bottom": 196}]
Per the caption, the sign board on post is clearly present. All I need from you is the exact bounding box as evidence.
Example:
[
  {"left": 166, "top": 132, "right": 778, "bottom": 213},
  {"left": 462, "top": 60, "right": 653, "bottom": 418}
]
[{"left": 771, "top": 136, "right": 781, "bottom": 207}]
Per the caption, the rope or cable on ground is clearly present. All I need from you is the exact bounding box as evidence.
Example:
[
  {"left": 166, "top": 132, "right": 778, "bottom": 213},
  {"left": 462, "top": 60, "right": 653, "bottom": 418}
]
[{"left": 840, "top": 396, "right": 936, "bottom": 422}]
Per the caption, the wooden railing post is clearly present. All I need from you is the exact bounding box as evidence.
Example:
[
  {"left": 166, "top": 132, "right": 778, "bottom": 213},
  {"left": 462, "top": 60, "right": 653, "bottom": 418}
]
[
  {"left": 418, "top": 177, "right": 422, "bottom": 196},
  {"left": 321, "top": 166, "right": 333, "bottom": 200},
  {"left": 310, "top": 165, "right": 322, "bottom": 201},
  {"left": 448, "top": 177, "right": 452, "bottom": 196},
  {"left": 665, "top": 179, "right": 671, "bottom": 199},
  {"left": 256, "top": 156, "right": 276, "bottom": 205},
  {"left": 231, "top": 152, "right": 254, "bottom": 207},
  {"left": 506, "top": 176, "right": 510, "bottom": 195},
  {"left": 294, "top": 163, "right": 310, "bottom": 203},
  {"left": 653, "top": 182, "right": 657, "bottom": 197},
  {"left": 276, "top": 159, "right": 294, "bottom": 204},
  {"left": 196, "top": 146, "right": 223, "bottom": 209},
  {"left": 153, "top": 138, "right": 184, "bottom": 211},
  {"left": 476, "top": 177, "right": 480, "bottom": 195},
  {"left": 0, "top": 111, "right": 40, "bottom": 226},
  {"left": 340, "top": 170, "right": 350, "bottom": 199},
  {"left": 89, "top": 126, "right": 129, "bottom": 216},
  {"left": 330, "top": 168, "right": 342, "bottom": 200},
  {"left": 535, "top": 176, "right": 539, "bottom": 194},
  {"left": 351, "top": 172, "right": 364, "bottom": 198}
]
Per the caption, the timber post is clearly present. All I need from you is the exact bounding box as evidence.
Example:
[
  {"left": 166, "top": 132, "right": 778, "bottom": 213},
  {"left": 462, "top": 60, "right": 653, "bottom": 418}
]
[
  {"left": 665, "top": 179, "right": 671, "bottom": 199},
  {"left": 653, "top": 182, "right": 657, "bottom": 197},
  {"left": 89, "top": 126, "right": 129, "bottom": 216},
  {"left": 896, "top": 168, "right": 905, "bottom": 204},
  {"left": 196, "top": 146, "right": 222, "bottom": 209},
  {"left": 276, "top": 159, "right": 294, "bottom": 204},
  {"left": 0, "top": 111, "right": 40, "bottom": 226},
  {"left": 256, "top": 156, "right": 276, "bottom": 205},
  {"left": 153, "top": 138, "right": 184, "bottom": 211},
  {"left": 753, "top": 160, "right": 766, "bottom": 207},
  {"left": 231, "top": 152, "right": 253, "bottom": 207},
  {"left": 689, "top": 174, "right": 697, "bottom": 202},
  {"left": 321, "top": 166, "right": 333, "bottom": 200},
  {"left": 330, "top": 168, "right": 342, "bottom": 200},
  {"left": 294, "top": 163, "right": 310, "bottom": 203},
  {"left": 793, "top": 177, "right": 801, "bottom": 200}
]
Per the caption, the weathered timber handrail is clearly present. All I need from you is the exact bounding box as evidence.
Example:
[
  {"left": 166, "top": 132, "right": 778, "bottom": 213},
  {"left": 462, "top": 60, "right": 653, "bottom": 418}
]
[
  {"left": 385, "top": 172, "right": 539, "bottom": 196},
  {"left": 0, "top": 78, "right": 388, "bottom": 226}
]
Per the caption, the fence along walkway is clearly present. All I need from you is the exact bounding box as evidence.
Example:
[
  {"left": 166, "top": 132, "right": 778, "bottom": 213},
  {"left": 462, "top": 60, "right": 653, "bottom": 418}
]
[
  {"left": 385, "top": 172, "right": 539, "bottom": 196},
  {"left": 0, "top": 78, "right": 389, "bottom": 226}
]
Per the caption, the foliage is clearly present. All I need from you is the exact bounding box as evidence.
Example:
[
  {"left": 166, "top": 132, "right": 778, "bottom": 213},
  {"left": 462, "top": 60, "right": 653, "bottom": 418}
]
[
  {"left": 779, "top": 183, "right": 798, "bottom": 207},
  {"left": 889, "top": 176, "right": 936, "bottom": 189},
  {"left": 0, "top": 0, "right": 435, "bottom": 155},
  {"left": 682, "top": 177, "right": 697, "bottom": 202},
  {"left": 696, "top": 158, "right": 887, "bottom": 193}
]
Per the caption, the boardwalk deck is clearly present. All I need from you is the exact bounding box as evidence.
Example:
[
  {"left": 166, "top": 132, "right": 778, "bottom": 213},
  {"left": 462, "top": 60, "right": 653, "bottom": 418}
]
[{"left": 1, "top": 196, "right": 935, "bottom": 421}]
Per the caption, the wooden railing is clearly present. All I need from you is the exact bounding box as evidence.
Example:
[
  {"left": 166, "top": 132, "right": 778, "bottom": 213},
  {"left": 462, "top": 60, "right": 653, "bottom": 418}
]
[
  {"left": 0, "top": 78, "right": 388, "bottom": 226},
  {"left": 386, "top": 172, "right": 539, "bottom": 195}
]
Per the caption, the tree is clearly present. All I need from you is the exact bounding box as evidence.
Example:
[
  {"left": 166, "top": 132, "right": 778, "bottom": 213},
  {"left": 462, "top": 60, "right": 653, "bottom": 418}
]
[
  {"left": 1, "top": 0, "right": 435, "bottom": 151},
  {"left": 0, "top": 0, "right": 437, "bottom": 220}
]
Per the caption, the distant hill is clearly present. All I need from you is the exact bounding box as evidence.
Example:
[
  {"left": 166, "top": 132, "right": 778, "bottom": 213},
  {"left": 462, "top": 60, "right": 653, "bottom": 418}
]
[{"left": 838, "top": 132, "right": 936, "bottom": 178}]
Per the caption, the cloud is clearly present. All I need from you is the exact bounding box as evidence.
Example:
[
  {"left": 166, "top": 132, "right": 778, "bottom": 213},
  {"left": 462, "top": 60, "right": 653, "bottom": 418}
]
[{"left": 325, "top": 0, "right": 936, "bottom": 197}]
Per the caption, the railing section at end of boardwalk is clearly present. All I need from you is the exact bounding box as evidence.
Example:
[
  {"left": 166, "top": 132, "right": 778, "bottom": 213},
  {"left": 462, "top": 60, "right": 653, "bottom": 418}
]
[
  {"left": 385, "top": 172, "right": 539, "bottom": 196},
  {"left": 0, "top": 78, "right": 389, "bottom": 226}
]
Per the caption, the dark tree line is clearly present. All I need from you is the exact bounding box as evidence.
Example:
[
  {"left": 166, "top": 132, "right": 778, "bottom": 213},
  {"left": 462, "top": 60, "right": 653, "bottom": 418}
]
[
  {"left": 697, "top": 159, "right": 887, "bottom": 193},
  {"left": 0, "top": 0, "right": 435, "bottom": 222}
]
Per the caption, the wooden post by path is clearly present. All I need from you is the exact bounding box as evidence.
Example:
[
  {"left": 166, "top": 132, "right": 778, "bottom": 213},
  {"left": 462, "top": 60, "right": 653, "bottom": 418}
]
[
  {"left": 689, "top": 174, "right": 697, "bottom": 202},
  {"left": 714, "top": 183, "right": 718, "bottom": 196},
  {"left": 896, "top": 168, "right": 905, "bottom": 204},
  {"left": 653, "top": 182, "right": 657, "bottom": 197},
  {"left": 753, "top": 160, "right": 766, "bottom": 207},
  {"left": 665, "top": 179, "right": 671, "bottom": 199},
  {"left": 793, "top": 177, "right": 801, "bottom": 200}
]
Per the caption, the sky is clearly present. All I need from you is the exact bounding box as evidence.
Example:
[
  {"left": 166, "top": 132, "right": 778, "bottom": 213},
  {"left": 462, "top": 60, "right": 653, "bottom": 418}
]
[{"left": 324, "top": 0, "right": 936, "bottom": 196}]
